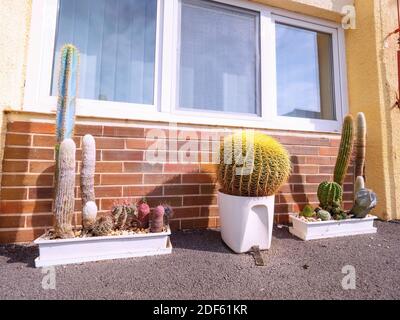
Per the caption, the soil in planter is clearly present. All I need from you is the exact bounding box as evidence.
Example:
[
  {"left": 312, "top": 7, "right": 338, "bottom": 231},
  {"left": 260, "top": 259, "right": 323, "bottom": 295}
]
[{"left": 43, "top": 226, "right": 169, "bottom": 240}]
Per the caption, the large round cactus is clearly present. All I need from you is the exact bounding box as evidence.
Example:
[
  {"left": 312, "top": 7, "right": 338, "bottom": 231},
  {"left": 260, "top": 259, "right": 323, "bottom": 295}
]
[{"left": 217, "top": 131, "right": 291, "bottom": 197}]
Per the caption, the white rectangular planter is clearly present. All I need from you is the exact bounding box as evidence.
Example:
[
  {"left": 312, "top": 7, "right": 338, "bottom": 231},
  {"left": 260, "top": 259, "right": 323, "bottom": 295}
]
[
  {"left": 34, "top": 228, "right": 172, "bottom": 268},
  {"left": 289, "top": 215, "right": 377, "bottom": 241}
]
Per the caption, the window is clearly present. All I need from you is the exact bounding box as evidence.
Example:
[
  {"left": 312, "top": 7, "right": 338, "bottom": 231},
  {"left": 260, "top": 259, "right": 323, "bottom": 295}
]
[
  {"left": 52, "top": 0, "right": 158, "bottom": 105},
  {"left": 25, "top": 0, "right": 347, "bottom": 132},
  {"left": 178, "top": 0, "right": 260, "bottom": 114},
  {"left": 276, "top": 23, "right": 335, "bottom": 120}
]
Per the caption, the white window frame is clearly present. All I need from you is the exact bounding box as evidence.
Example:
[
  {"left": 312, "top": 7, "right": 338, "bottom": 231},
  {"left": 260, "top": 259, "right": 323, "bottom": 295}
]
[{"left": 24, "top": 0, "right": 348, "bottom": 133}]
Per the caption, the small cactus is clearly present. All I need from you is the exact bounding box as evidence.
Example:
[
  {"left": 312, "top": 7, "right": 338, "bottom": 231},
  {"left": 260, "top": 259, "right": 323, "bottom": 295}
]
[
  {"left": 317, "top": 210, "right": 331, "bottom": 221},
  {"left": 334, "top": 115, "right": 354, "bottom": 186},
  {"left": 138, "top": 199, "right": 151, "bottom": 229},
  {"left": 162, "top": 204, "right": 174, "bottom": 226},
  {"left": 112, "top": 201, "right": 138, "bottom": 230},
  {"left": 317, "top": 181, "right": 343, "bottom": 210},
  {"left": 300, "top": 205, "right": 315, "bottom": 218},
  {"left": 53, "top": 139, "right": 76, "bottom": 239},
  {"left": 351, "top": 188, "right": 377, "bottom": 218},
  {"left": 80, "top": 134, "right": 96, "bottom": 207},
  {"left": 54, "top": 44, "right": 79, "bottom": 189},
  {"left": 150, "top": 205, "right": 165, "bottom": 233},
  {"left": 92, "top": 215, "right": 113, "bottom": 237},
  {"left": 333, "top": 210, "right": 348, "bottom": 220},
  {"left": 355, "top": 112, "right": 366, "bottom": 178}
]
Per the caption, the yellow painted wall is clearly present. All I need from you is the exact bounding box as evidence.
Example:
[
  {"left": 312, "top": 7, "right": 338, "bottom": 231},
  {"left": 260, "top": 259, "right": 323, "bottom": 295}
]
[
  {"left": 346, "top": 0, "right": 399, "bottom": 220},
  {"left": 0, "top": 0, "right": 32, "bottom": 175}
]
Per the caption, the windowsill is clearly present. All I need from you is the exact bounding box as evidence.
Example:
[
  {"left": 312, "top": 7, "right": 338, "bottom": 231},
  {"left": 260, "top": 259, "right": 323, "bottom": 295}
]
[{"left": 20, "top": 101, "right": 342, "bottom": 134}]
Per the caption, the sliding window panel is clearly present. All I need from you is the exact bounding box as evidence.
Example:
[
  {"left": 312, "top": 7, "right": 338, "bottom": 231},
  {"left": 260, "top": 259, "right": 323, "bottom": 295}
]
[
  {"left": 51, "top": 0, "right": 158, "bottom": 105},
  {"left": 178, "top": 0, "right": 261, "bottom": 115},
  {"left": 275, "top": 23, "right": 336, "bottom": 120}
]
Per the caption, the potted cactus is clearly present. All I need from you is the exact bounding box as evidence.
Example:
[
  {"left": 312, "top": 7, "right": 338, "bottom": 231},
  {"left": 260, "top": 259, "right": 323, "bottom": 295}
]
[
  {"left": 33, "top": 45, "right": 172, "bottom": 267},
  {"left": 217, "top": 131, "right": 291, "bottom": 253},
  {"left": 289, "top": 113, "right": 378, "bottom": 241}
]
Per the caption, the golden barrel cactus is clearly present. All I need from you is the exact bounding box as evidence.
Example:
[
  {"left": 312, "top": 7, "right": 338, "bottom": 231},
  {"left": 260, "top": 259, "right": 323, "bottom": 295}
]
[{"left": 217, "top": 131, "right": 291, "bottom": 197}]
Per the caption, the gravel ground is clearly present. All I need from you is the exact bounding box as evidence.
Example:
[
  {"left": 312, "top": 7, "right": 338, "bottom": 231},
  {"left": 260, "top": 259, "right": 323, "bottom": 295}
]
[{"left": 0, "top": 220, "right": 399, "bottom": 300}]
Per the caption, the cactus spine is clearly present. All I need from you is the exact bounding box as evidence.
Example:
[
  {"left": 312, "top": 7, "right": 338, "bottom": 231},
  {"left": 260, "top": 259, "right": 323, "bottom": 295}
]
[
  {"left": 56, "top": 44, "right": 79, "bottom": 144},
  {"left": 317, "top": 181, "right": 343, "bottom": 210},
  {"left": 334, "top": 115, "right": 354, "bottom": 186},
  {"left": 355, "top": 112, "right": 366, "bottom": 178},
  {"left": 217, "top": 131, "right": 291, "bottom": 197},
  {"left": 81, "top": 134, "right": 96, "bottom": 207},
  {"left": 54, "top": 139, "right": 76, "bottom": 238}
]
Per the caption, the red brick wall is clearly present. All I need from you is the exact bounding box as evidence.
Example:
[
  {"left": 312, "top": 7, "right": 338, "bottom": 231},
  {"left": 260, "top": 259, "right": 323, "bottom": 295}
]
[{"left": 0, "top": 120, "right": 354, "bottom": 243}]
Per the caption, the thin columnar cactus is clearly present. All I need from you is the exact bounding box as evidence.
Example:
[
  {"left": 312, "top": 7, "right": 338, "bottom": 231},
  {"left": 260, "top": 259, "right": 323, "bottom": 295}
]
[
  {"left": 217, "top": 131, "right": 291, "bottom": 197},
  {"left": 56, "top": 44, "right": 79, "bottom": 144},
  {"left": 334, "top": 115, "right": 354, "bottom": 186},
  {"left": 80, "top": 134, "right": 96, "bottom": 207},
  {"left": 54, "top": 139, "right": 76, "bottom": 239},
  {"left": 355, "top": 112, "right": 366, "bottom": 178},
  {"left": 317, "top": 181, "right": 343, "bottom": 210},
  {"left": 54, "top": 44, "right": 79, "bottom": 189}
]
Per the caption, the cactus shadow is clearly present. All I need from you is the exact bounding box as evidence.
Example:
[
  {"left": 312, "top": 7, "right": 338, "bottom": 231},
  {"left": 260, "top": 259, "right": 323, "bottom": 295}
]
[{"left": 277, "top": 155, "right": 311, "bottom": 222}]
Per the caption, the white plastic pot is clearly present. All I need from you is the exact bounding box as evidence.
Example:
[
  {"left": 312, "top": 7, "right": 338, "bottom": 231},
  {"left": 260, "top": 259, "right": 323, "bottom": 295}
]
[{"left": 217, "top": 191, "right": 275, "bottom": 253}]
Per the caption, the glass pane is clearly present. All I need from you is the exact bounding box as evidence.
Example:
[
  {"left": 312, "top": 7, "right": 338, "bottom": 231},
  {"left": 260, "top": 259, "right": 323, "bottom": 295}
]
[
  {"left": 178, "top": 0, "right": 260, "bottom": 114},
  {"left": 51, "top": 0, "right": 157, "bottom": 105},
  {"left": 276, "top": 23, "right": 335, "bottom": 120}
]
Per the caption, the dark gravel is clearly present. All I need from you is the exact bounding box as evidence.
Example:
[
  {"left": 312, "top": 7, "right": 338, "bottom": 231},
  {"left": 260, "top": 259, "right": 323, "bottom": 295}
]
[{"left": 0, "top": 221, "right": 399, "bottom": 300}]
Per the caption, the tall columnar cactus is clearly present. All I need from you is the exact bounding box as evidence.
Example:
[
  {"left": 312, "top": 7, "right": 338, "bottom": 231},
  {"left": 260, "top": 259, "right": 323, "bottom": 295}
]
[
  {"left": 80, "top": 134, "right": 97, "bottom": 219},
  {"left": 217, "top": 131, "right": 291, "bottom": 197},
  {"left": 317, "top": 181, "right": 343, "bottom": 210},
  {"left": 334, "top": 115, "right": 354, "bottom": 186},
  {"left": 150, "top": 205, "right": 165, "bottom": 233},
  {"left": 355, "top": 112, "right": 366, "bottom": 178},
  {"left": 54, "top": 44, "right": 79, "bottom": 189},
  {"left": 54, "top": 139, "right": 76, "bottom": 239},
  {"left": 56, "top": 44, "right": 79, "bottom": 144}
]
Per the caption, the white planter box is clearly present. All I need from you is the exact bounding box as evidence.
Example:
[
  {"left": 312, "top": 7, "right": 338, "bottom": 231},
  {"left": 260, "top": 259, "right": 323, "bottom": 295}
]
[
  {"left": 289, "top": 215, "right": 377, "bottom": 241},
  {"left": 34, "top": 228, "right": 172, "bottom": 268}
]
